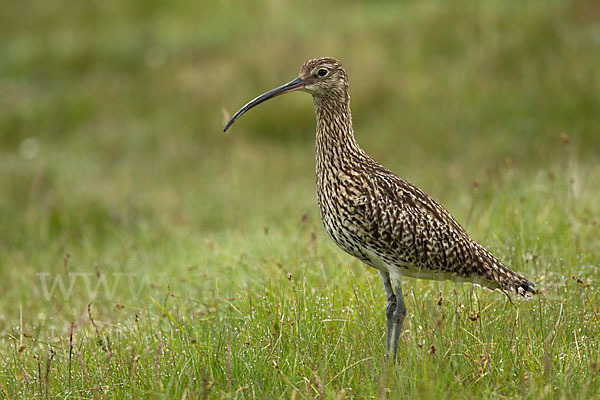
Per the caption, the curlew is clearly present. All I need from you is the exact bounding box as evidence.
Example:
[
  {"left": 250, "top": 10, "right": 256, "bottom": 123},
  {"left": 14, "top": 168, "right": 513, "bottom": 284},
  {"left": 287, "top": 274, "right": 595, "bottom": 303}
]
[{"left": 224, "top": 57, "right": 536, "bottom": 361}]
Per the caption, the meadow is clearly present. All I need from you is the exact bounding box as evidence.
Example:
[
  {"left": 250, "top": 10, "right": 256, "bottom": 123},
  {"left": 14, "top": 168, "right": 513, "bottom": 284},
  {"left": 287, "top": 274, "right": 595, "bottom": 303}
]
[{"left": 1, "top": 0, "right": 599, "bottom": 398}]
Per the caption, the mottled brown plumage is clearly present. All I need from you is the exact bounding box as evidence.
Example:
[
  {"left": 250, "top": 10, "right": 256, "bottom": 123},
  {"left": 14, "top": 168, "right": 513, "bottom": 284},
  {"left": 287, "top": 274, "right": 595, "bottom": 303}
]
[{"left": 224, "top": 57, "right": 536, "bottom": 360}]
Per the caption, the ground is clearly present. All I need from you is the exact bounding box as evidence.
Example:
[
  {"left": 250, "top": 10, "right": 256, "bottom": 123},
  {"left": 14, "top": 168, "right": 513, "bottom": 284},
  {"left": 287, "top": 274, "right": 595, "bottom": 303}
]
[{"left": 1, "top": 0, "right": 599, "bottom": 398}]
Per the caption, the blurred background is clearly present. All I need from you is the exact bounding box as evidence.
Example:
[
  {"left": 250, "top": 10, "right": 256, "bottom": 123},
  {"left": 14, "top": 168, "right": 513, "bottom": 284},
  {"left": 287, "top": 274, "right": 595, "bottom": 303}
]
[{"left": 1, "top": 0, "right": 599, "bottom": 325}]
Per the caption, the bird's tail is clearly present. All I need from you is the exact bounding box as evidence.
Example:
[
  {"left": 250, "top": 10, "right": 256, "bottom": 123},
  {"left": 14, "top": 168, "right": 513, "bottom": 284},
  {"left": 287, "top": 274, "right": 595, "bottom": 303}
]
[{"left": 474, "top": 244, "right": 536, "bottom": 298}]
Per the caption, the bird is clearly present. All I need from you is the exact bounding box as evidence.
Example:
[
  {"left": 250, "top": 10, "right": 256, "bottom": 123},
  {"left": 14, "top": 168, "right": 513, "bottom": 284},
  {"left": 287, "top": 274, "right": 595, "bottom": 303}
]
[{"left": 224, "top": 57, "right": 536, "bottom": 361}]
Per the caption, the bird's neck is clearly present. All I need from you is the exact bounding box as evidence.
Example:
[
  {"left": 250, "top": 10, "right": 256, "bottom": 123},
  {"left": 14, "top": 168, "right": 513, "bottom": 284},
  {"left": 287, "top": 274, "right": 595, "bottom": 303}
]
[{"left": 314, "top": 95, "right": 363, "bottom": 169}]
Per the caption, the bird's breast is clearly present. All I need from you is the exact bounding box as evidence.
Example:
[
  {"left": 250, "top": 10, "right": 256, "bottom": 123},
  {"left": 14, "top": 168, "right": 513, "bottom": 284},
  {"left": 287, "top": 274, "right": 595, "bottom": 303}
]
[{"left": 316, "top": 170, "right": 376, "bottom": 262}]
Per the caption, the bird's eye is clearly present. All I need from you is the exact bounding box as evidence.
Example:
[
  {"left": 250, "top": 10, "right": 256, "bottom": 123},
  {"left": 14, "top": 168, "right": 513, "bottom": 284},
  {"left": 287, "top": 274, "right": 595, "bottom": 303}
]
[{"left": 317, "top": 68, "right": 328, "bottom": 77}]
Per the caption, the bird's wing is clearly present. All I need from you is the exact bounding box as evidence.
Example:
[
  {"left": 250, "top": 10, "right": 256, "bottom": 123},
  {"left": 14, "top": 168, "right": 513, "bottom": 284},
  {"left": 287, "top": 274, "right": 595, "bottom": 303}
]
[{"left": 361, "top": 172, "right": 535, "bottom": 296}]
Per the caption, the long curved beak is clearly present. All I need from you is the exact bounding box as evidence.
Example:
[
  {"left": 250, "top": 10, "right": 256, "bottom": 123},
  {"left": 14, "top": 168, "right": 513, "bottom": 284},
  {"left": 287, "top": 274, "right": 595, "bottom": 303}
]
[{"left": 224, "top": 76, "right": 305, "bottom": 132}]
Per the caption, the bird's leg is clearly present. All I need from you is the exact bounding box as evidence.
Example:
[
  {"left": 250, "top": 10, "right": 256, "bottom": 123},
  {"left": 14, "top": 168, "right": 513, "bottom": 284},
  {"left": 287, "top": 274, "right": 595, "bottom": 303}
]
[
  {"left": 389, "top": 277, "right": 407, "bottom": 362},
  {"left": 379, "top": 271, "right": 396, "bottom": 359}
]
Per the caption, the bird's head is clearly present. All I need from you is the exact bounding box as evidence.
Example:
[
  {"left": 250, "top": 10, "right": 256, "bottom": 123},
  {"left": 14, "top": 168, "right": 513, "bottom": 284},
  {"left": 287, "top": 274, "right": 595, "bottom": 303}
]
[
  {"left": 298, "top": 57, "right": 348, "bottom": 97},
  {"left": 224, "top": 57, "right": 348, "bottom": 132}
]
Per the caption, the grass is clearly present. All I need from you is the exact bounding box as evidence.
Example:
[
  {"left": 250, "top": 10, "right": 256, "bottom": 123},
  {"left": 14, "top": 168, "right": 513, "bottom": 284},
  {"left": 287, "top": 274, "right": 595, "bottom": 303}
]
[{"left": 1, "top": 0, "right": 599, "bottom": 398}]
